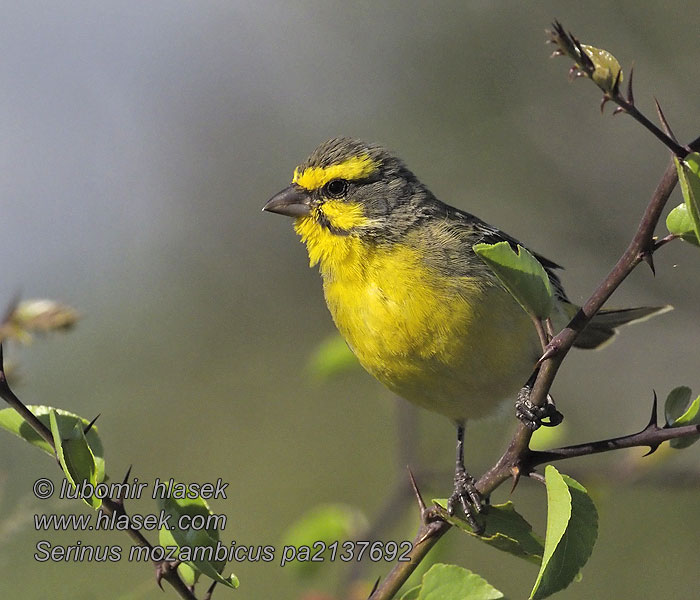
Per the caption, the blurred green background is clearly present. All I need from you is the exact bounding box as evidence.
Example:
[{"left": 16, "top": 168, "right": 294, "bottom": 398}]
[{"left": 1, "top": 1, "right": 698, "bottom": 598}]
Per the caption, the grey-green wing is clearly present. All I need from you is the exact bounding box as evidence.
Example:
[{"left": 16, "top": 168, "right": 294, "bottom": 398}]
[{"left": 440, "top": 203, "right": 569, "bottom": 301}]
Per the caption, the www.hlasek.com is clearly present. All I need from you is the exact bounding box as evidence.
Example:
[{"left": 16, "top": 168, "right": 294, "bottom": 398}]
[{"left": 31, "top": 477, "right": 413, "bottom": 566}]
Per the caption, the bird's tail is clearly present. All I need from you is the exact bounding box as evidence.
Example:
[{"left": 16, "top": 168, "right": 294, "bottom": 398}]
[{"left": 572, "top": 305, "right": 673, "bottom": 349}]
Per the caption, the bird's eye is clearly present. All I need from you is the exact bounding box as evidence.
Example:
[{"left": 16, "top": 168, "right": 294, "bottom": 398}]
[{"left": 323, "top": 179, "right": 348, "bottom": 198}]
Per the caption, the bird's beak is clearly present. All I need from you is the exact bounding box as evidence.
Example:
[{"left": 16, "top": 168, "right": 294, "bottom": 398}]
[{"left": 262, "top": 185, "right": 312, "bottom": 218}]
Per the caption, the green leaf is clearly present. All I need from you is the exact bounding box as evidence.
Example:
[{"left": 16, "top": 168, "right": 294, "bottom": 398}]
[
  {"left": 433, "top": 500, "right": 543, "bottom": 565},
  {"left": 547, "top": 26, "right": 622, "bottom": 93},
  {"left": 307, "top": 334, "right": 359, "bottom": 380},
  {"left": 674, "top": 153, "right": 700, "bottom": 244},
  {"left": 399, "top": 585, "right": 422, "bottom": 600},
  {"left": 156, "top": 484, "right": 238, "bottom": 589},
  {"left": 416, "top": 564, "right": 503, "bottom": 600},
  {"left": 49, "top": 410, "right": 101, "bottom": 509},
  {"left": 157, "top": 528, "right": 241, "bottom": 590},
  {"left": 664, "top": 386, "right": 693, "bottom": 425},
  {"left": 0, "top": 405, "right": 105, "bottom": 483},
  {"left": 666, "top": 390, "right": 700, "bottom": 450},
  {"left": 176, "top": 561, "right": 199, "bottom": 587},
  {"left": 530, "top": 466, "right": 598, "bottom": 600},
  {"left": 158, "top": 527, "right": 202, "bottom": 586},
  {"left": 581, "top": 45, "right": 622, "bottom": 93},
  {"left": 666, "top": 204, "right": 700, "bottom": 246},
  {"left": 474, "top": 242, "right": 553, "bottom": 319},
  {"left": 281, "top": 504, "right": 367, "bottom": 578},
  {"left": 530, "top": 421, "right": 569, "bottom": 451}
]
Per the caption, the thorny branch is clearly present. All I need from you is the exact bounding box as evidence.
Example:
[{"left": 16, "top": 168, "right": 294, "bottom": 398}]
[
  {"left": 0, "top": 347, "right": 198, "bottom": 600},
  {"left": 548, "top": 20, "right": 692, "bottom": 158},
  {"left": 369, "top": 23, "right": 700, "bottom": 600},
  {"left": 2, "top": 21, "right": 697, "bottom": 600},
  {"left": 368, "top": 391, "right": 699, "bottom": 600}
]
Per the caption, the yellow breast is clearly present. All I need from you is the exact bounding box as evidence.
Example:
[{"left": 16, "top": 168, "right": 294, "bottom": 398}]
[{"left": 295, "top": 216, "right": 541, "bottom": 421}]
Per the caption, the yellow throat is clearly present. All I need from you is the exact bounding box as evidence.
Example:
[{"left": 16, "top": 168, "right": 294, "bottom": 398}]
[{"left": 286, "top": 150, "right": 540, "bottom": 422}]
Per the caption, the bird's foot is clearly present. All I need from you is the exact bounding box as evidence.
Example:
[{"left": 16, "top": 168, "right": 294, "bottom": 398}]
[
  {"left": 515, "top": 386, "right": 564, "bottom": 430},
  {"left": 447, "top": 465, "right": 484, "bottom": 534}
]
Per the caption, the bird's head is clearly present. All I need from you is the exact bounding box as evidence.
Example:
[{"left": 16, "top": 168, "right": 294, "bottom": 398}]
[{"left": 263, "top": 138, "right": 431, "bottom": 270}]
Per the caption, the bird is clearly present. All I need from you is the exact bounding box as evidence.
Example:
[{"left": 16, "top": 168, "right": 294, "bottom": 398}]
[{"left": 263, "top": 137, "right": 669, "bottom": 529}]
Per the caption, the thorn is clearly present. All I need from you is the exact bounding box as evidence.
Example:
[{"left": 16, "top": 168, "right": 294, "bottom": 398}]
[
  {"left": 112, "top": 465, "right": 133, "bottom": 508},
  {"left": 407, "top": 466, "right": 427, "bottom": 513},
  {"left": 83, "top": 413, "right": 101, "bottom": 435},
  {"left": 415, "top": 529, "right": 431, "bottom": 546},
  {"left": 509, "top": 466, "right": 521, "bottom": 494},
  {"left": 537, "top": 342, "right": 559, "bottom": 366},
  {"left": 415, "top": 519, "right": 444, "bottom": 546},
  {"left": 368, "top": 577, "right": 381, "bottom": 598},
  {"left": 600, "top": 95, "right": 610, "bottom": 113},
  {"left": 641, "top": 251, "right": 656, "bottom": 275},
  {"left": 688, "top": 133, "right": 700, "bottom": 152},
  {"left": 122, "top": 464, "right": 133, "bottom": 485},
  {"left": 550, "top": 50, "right": 563, "bottom": 58},
  {"left": 626, "top": 64, "right": 635, "bottom": 104},
  {"left": 155, "top": 565, "right": 165, "bottom": 591},
  {"left": 654, "top": 97, "right": 678, "bottom": 143},
  {"left": 568, "top": 64, "right": 578, "bottom": 80},
  {"left": 645, "top": 391, "right": 659, "bottom": 430},
  {"left": 203, "top": 579, "right": 217, "bottom": 600},
  {"left": 642, "top": 443, "right": 661, "bottom": 457},
  {"left": 613, "top": 106, "right": 625, "bottom": 116}
]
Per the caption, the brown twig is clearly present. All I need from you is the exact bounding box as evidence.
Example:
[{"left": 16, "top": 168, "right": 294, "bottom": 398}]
[
  {"left": 474, "top": 157, "right": 679, "bottom": 500},
  {"left": 369, "top": 159, "right": 684, "bottom": 600},
  {"left": 0, "top": 345, "right": 198, "bottom": 600},
  {"left": 370, "top": 22, "right": 697, "bottom": 597},
  {"left": 548, "top": 21, "right": 690, "bottom": 158},
  {"left": 0, "top": 346, "right": 54, "bottom": 447},
  {"left": 526, "top": 396, "right": 700, "bottom": 468},
  {"left": 368, "top": 474, "right": 450, "bottom": 600}
]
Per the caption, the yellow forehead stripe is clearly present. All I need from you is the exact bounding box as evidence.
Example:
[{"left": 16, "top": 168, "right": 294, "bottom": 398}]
[{"left": 293, "top": 154, "right": 377, "bottom": 190}]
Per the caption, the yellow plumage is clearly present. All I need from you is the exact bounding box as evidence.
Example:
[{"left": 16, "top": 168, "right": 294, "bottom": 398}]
[
  {"left": 265, "top": 138, "right": 668, "bottom": 423},
  {"left": 264, "top": 137, "right": 670, "bottom": 522},
  {"left": 300, "top": 219, "right": 540, "bottom": 421}
]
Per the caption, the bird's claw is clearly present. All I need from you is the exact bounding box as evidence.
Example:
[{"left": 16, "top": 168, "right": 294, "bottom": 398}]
[
  {"left": 515, "top": 386, "right": 563, "bottom": 430},
  {"left": 447, "top": 465, "right": 484, "bottom": 534}
]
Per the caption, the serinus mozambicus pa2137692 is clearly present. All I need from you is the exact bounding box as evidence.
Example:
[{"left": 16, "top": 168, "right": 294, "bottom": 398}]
[{"left": 263, "top": 137, "right": 670, "bottom": 528}]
